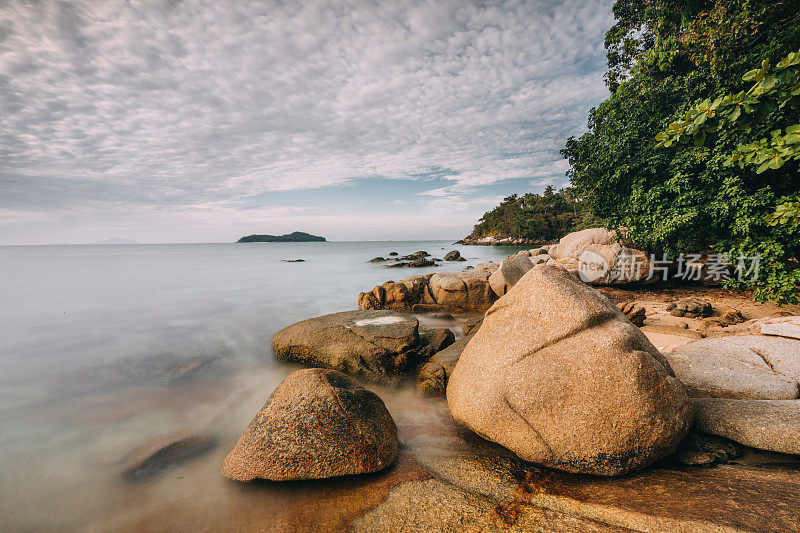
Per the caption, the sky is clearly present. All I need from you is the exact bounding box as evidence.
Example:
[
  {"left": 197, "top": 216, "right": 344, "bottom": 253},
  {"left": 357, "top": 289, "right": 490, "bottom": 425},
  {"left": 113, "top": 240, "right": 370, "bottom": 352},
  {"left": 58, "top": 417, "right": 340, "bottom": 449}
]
[{"left": 0, "top": 0, "right": 615, "bottom": 244}]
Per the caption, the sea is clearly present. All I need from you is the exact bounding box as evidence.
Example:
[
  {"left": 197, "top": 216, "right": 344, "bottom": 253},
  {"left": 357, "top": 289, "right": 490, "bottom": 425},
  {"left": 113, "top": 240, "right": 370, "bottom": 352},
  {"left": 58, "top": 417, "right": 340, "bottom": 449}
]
[{"left": 0, "top": 241, "right": 526, "bottom": 530}]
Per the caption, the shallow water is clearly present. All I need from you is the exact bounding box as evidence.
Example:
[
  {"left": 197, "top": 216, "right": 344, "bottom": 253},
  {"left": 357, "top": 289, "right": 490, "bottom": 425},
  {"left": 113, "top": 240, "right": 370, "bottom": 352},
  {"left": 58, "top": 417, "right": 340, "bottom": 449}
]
[{"left": 0, "top": 241, "right": 523, "bottom": 530}]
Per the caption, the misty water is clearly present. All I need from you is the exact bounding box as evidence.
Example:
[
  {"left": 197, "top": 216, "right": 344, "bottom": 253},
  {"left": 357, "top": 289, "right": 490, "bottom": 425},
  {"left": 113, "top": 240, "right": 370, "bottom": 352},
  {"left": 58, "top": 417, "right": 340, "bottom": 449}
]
[{"left": 0, "top": 241, "right": 523, "bottom": 530}]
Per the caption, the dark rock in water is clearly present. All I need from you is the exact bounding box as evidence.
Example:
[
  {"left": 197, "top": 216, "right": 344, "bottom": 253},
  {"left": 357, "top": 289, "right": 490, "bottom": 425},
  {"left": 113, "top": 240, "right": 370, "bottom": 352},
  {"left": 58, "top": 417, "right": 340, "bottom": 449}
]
[
  {"left": 222, "top": 368, "right": 397, "bottom": 481},
  {"left": 272, "top": 310, "right": 432, "bottom": 382},
  {"left": 283, "top": 259, "right": 305, "bottom": 262},
  {"left": 447, "top": 266, "right": 694, "bottom": 476},
  {"left": 431, "top": 312, "right": 454, "bottom": 320},
  {"left": 413, "top": 251, "right": 430, "bottom": 257},
  {"left": 417, "top": 334, "right": 474, "bottom": 397},
  {"left": 389, "top": 251, "right": 398, "bottom": 256},
  {"left": 461, "top": 317, "right": 483, "bottom": 336},
  {"left": 384, "top": 262, "right": 410, "bottom": 268},
  {"left": 432, "top": 258, "right": 443, "bottom": 262},
  {"left": 418, "top": 327, "right": 455, "bottom": 360},
  {"left": 368, "top": 257, "right": 386, "bottom": 263},
  {"left": 408, "top": 258, "right": 435, "bottom": 268},
  {"left": 123, "top": 433, "right": 216, "bottom": 480},
  {"left": 444, "top": 250, "right": 461, "bottom": 261},
  {"left": 666, "top": 298, "right": 712, "bottom": 318}
]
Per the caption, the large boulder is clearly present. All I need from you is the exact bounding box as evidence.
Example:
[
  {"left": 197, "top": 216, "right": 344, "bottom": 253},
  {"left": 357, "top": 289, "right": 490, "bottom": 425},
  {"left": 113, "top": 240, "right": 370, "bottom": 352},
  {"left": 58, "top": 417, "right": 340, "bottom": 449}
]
[
  {"left": 447, "top": 265, "right": 693, "bottom": 476},
  {"left": 487, "top": 251, "right": 543, "bottom": 297},
  {"left": 692, "top": 398, "right": 800, "bottom": 456},
  {"left": 272, "top": 310, "right": 436, "bottom": 382},
  {"left": 222, "top": 369, "right": 397, "bottom": 481},
  {"left": 665, "top": 336, "right": 800, "bottom": 400},
  {"left": 427, "top": 270, "right": 496, "bottom": 311},
  {"left": 548, "top": 228, "right": 650, "bottom": 284}
]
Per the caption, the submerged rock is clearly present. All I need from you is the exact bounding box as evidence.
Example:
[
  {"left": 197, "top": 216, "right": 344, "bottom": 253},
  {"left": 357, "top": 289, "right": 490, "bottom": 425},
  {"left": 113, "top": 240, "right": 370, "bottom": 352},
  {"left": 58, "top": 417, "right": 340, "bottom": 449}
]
[
  {"left": 222, "top": 369, "right": 397, "bottom": 481},
  {"left": 272, "top": 310, "right": 447, "bottom": 382},
  {"left": 447, "top": 265, "right": 693, "bottom": 476},
  {"left": 123, "top": 433, "right": 216, "bottom": 480},
  {"left": 692, "top": 398, "right": 800, "bottom": 456},
  {"left": 665, "top": 336, "right": 800, "bottom": 399}
]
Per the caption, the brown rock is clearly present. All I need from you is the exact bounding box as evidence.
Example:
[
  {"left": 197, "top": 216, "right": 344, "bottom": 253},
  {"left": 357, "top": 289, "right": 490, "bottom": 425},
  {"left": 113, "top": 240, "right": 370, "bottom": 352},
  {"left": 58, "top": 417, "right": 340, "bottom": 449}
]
[
  {"left": 462, "top": 317, "right": 483, "bottom": 336},
  {"left": 272, "top": 310, "right": 424, "bottom": 382},
  {"left": 416, "top": 334, "right": 474, "bottom": 397},
  {"left": 447, "top": 265, "right": 694, "bottom": 476},
  {"left": 666, "top": 298, "right": 712, "bottom": 318},
  {"left": 222, "top": 369, "right": 397, "bottom": 481},
  {"left": 616, "top": 301, "right": 646, "bottom": 326},
  {"left": 417, "top": 326, "right": 456, "bottom": 360},
  {"left": 428, "top": 270, "right": 496, "bottom": 311}
]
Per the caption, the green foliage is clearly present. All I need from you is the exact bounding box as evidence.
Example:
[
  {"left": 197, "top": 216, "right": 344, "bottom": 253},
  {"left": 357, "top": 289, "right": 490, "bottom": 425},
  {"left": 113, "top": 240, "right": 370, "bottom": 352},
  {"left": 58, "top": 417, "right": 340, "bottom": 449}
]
[
  {"left": 467, "top": 187, "right": 591, "bottom": 243},
  {"left": 563, "top": 0, "right": 800, "bottom": 304}
]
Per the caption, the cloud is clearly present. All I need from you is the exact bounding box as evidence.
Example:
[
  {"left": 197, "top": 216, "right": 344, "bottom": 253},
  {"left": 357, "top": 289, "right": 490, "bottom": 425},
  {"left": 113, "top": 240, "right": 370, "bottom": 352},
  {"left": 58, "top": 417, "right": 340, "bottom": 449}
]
[{"left": 0, "top": 0, "right": 614, "bottom": 242}]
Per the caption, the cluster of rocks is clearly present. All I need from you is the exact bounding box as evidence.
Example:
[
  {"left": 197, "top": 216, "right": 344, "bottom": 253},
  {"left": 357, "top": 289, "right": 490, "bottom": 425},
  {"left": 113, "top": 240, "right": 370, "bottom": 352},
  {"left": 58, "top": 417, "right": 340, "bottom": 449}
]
[
  {"left": 358, "top": 266, "right": 498, "bottom": 312},
  {"left": 456, "top": 235, "right": 541, "bottom": 245},
  {"left": 359, "top": 227, "right": 657, "bottom": 314},
  {"left": 368, "top": 249, "right": 468, "bottom": 268},
  {"left": 218, "top": 227, "right": 799, "bottom": 523}
]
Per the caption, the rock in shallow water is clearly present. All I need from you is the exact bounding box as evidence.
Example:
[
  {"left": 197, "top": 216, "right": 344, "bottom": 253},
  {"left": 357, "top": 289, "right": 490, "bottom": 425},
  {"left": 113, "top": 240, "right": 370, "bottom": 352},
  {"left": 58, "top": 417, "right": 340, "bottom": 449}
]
[
  {"left": 222, "top": 368, "right": 397, "bottom": 482},
  {"left": 273, "top": 310, "right": 440, "bottom": 382},
  {"left": 123, "top": 433, "right": 216, "bottom": 480},
  {"left": 447, "top": 265, "right": 694, "bottom": 476}
]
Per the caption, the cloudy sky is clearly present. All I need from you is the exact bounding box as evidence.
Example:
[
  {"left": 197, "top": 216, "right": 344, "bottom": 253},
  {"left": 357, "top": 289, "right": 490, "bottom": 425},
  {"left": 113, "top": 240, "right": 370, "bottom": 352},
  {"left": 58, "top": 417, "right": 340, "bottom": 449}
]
[{"left": 0, "top": 0, "right": 614, "bottom": 244}]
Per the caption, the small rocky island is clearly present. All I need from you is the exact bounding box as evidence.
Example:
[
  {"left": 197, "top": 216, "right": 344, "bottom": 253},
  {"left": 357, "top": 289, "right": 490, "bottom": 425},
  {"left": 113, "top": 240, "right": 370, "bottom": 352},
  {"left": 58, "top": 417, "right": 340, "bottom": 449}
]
[{"left": 236, "top": 231, "right": 326, "bottom": 243}]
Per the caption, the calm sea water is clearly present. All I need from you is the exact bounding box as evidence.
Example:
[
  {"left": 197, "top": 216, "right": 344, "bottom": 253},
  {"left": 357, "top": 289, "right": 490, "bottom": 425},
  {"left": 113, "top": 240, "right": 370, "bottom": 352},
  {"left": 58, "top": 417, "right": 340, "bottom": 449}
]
[{"left": 0, "top": 241, "right": 523, "bottom": 530}]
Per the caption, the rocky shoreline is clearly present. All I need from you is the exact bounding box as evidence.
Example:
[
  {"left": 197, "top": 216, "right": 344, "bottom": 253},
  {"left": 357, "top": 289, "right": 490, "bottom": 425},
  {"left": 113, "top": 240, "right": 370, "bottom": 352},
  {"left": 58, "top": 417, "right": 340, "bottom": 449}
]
[{"left": 212, "top": 227, "right": 800, "bottom": 530}]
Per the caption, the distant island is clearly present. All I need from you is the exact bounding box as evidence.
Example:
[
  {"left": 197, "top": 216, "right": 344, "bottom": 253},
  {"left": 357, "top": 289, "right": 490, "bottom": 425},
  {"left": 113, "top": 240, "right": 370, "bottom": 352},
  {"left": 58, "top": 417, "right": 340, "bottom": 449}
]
[
  {"left": 91, "top": 237, "right": 140, "bottom": 245},
  {"left": 237, "top": 232, "right": 326, "bottom": 243}
]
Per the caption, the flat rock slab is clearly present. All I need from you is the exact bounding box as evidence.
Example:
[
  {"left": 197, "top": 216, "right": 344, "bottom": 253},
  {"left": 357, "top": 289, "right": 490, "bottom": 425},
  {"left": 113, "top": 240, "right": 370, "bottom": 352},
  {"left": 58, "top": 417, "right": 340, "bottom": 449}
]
[
  {"left": 666, "top": 336, "right": 800, "bottom": 400},
  {"left": 693, "top": 397, "right": 800, "bottom": 455},
  {"left": 272, "top": 310, "right": 424, "bottom": 382},
  {"left": 761, "top": 317, "right": 800, "bottom": 340}
]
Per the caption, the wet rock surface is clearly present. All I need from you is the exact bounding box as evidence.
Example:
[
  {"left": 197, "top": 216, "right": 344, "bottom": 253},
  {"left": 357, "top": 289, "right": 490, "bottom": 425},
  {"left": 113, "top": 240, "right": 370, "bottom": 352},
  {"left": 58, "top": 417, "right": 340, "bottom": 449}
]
[
  {"left": 272, "top": 310, "right": 436, "bottom": 382},
  {"left": 123, "top": 433, "right": 217, "bottom": 480},
  {"left": 222, "top": 369, "right": 397, "bottom": 482},
  {"left": 416, "top": 333, "right": 475, "bottom": 397},
  {"left": 447, "top": 265, "right": 694, "bottom": 476}
]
